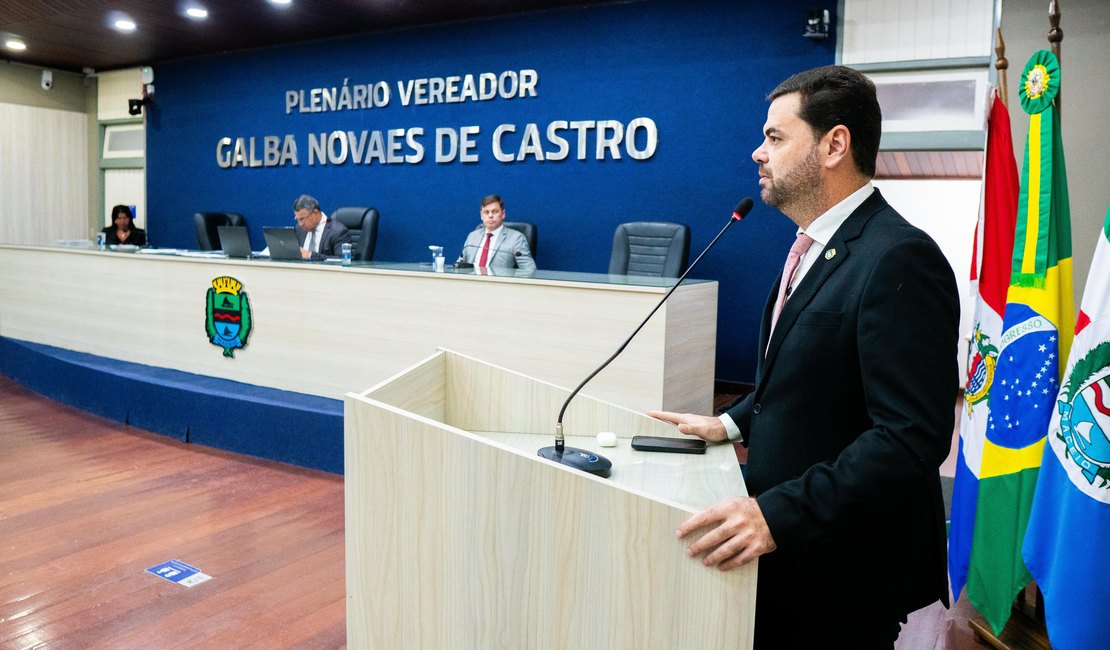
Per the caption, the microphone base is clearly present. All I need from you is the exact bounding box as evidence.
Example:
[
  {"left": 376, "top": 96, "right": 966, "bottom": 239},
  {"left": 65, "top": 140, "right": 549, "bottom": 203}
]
[{"left": 537, "top": 446, "right": 612, "bottom": 478}]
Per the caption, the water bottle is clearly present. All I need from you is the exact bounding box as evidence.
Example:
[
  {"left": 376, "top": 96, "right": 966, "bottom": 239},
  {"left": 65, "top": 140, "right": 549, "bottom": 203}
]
[
  {"left": 97, "top": 232, "right": 106, "bottom": 250},
  {"left": 341, "top": 242, "right": 352, "bottom": 266}
]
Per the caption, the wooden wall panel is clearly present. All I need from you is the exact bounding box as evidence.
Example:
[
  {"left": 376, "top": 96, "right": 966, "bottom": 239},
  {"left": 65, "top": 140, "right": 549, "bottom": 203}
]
[
  {"left": 96, "top": 68, "right": 143, "bottom": 122},
  {"left": 874, "top": 151, "right": 983, "bottom": 179},
  {"left": 842, "top": 0, "right": 994, "bottom": 64},
  {"left": 0, "top": 103, "right": 89, "bottom": 244},
  {"left": 104, "top": 168, "right": 147, "bottom": 228}
]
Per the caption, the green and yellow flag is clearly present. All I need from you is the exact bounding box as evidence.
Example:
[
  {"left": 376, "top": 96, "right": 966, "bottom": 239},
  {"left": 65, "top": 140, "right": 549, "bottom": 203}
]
[{"left": 965, "top": 49, "right": 1074, "bottom": 634}]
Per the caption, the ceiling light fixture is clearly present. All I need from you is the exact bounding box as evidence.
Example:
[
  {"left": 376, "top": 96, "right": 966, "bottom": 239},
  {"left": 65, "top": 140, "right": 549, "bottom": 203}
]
[
  {"left": 185, "top": 7, "right": 209, "bottom": 20},
  {"left": 114, "top": 19, "right": 137, "bottom": 32},
  {"left": 269, "top": 0, "right": 293, "bottom": 6},
  {"left": 5, "top": 39, "right": 27, "bottom": 51}
]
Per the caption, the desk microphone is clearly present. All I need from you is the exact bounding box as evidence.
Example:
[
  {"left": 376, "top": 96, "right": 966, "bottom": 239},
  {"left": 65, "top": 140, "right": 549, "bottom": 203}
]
[
  {"left": 455, "top": 247, "right": 474, "bottom": 268},
  {"left": 456, "top": 240, "right": 485, "bottom": 268},
  {"left": 538, "top": 197, "right": 755, "bottom": 477}
]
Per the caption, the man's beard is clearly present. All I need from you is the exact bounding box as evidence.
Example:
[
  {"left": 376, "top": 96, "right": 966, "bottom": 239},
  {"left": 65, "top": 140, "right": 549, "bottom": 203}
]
[{"left": 761, "top": 145, "right": 822, "bottom": 212}]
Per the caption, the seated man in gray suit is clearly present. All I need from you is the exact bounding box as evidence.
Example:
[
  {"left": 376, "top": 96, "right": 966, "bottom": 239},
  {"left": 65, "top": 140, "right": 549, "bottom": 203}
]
[
  {"left": 293, "top": 194, "right": 352, "bottom": 260},
  {"left": 457, "top": 194, "right": 536, "bottom": 273}
]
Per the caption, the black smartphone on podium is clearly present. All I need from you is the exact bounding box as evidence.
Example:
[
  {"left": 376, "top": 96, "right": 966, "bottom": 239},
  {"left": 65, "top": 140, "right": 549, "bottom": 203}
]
[{"left": 630, "top": 435, "right": 707, "bottom": 454}]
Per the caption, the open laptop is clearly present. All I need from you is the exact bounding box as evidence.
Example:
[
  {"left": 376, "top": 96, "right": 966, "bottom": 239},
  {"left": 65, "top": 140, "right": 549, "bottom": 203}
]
[
  {"left": 217, "top": 226, "right": 253, "bottom": 259},
  {"left": 262, "top": 227, "right": 305, "bottom": 261}
]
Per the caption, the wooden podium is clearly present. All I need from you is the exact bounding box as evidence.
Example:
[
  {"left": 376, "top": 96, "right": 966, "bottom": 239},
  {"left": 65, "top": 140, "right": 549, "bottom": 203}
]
[{"left": 344, "top": 349, "right": 755, "bottom": 649}]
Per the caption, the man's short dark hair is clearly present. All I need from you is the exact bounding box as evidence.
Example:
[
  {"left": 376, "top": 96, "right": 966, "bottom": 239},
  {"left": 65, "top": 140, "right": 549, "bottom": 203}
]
[
  {"left": 293, "top": 194, "right": 321, "bottom": 213},
  {"left": 480, "top": 194, "right": 504, "bottom": 210},
  {"left": 769, "top": 65, "right": 881, "bottom": 178}
]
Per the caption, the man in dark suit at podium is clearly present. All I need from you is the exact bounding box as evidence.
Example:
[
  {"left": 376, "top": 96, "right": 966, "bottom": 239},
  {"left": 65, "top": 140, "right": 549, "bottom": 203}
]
[{"left": 649, "top": 65, "right": 959, "bottom": 647}]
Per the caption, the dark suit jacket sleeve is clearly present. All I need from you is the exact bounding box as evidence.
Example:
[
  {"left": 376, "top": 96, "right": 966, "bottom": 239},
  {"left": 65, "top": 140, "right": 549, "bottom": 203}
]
[
  {"left": 725, "top": 393, "right": 754, "bottom": 445},
  {"left": 752, "top": 235, "right": 958, "bottom": 552}
]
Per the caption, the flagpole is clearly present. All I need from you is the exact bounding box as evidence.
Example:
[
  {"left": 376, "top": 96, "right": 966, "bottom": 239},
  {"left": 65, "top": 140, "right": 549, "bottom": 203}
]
[
  {"left": 1047, "top": 0, "right": 1062, "bottom": 60},
  {"left": 1048, "top": 0, "right": 1062, "bottom": 112},
  {"left": 994, "top": 28, "right": 1008, "bottom": 108},
  {"left": 1023, "top": 0, "right": 1064, "bottom": 633}
]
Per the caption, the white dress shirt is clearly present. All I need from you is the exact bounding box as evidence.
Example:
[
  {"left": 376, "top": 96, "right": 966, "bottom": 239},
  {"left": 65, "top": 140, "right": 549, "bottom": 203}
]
[{"left": 305, "top": 214, "right": 328, "bottom": 254}]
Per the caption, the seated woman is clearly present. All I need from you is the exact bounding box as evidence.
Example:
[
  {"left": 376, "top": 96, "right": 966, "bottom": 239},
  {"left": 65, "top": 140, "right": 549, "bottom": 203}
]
[{"left": 101, "top": 204, "right": 147, "bottom": 246}]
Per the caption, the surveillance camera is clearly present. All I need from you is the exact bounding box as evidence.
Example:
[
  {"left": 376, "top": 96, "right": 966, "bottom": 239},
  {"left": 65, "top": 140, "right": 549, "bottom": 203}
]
[
  {"left": 128, "top": 99, "right": 143, "bottom": 116},
  {"left": 41, "top": 70, "right": 53, "bottom": 90}
]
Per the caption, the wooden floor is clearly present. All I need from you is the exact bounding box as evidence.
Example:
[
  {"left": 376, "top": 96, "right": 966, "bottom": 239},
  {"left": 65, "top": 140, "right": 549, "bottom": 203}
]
[
  {"left": 0, "top": 376, "right": 345, "bottom": 649},
  {"left": 2, "top": 375, "right": 988, "bottom": 649}
]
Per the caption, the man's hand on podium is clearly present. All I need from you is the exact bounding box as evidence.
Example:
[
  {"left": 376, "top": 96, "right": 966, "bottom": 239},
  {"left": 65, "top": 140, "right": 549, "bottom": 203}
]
[
  {"left": 676, "top": 497, "right": 777, "bottom": 571},
  {"left": 646, "top": 410, "right": 728, "bottom": 442}
]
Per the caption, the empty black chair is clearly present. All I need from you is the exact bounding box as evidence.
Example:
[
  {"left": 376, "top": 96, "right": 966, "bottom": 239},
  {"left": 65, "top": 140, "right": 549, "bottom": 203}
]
[
  {"left": 503, "top": 221, "right": 538, "bottom": 261},
  {"left": 331, "top": 207, "right": 380, "bottom": 261},
  {"left": 607, "top": 221, "right": 690, "bottom": 278},
  {"left": 194, "top": 212, "right": 246, "bottom": 250}
]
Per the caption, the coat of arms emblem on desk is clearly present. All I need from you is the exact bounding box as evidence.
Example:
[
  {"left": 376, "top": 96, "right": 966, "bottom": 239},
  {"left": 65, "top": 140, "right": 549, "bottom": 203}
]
[{"left": 205, "top": 276, "right": 253, "bottom": 357}]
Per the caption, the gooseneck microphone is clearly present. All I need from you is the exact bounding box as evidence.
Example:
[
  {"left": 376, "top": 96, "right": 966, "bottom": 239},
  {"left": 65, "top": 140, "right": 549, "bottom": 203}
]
[{"left": 538, "top": 197, "right": 755, "bottom": 477}]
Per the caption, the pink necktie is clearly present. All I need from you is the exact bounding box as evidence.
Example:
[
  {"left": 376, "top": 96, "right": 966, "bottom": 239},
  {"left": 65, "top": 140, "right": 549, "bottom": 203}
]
[
  {"left": 770, "top": 232, "right": 815, "bottom": 332},
  {"left": 478, "top": 232, "right": 492, "bottom": 267}
]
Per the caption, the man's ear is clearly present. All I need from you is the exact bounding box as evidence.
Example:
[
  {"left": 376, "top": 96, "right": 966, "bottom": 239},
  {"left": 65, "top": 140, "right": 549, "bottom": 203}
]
[{"left": 822, "top": 125, "right": 852, "bottom": 169}]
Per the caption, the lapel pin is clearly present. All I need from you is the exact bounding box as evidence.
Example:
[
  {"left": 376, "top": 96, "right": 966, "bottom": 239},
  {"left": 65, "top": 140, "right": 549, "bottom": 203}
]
[{"left": 824, "top": 248, "right": 837, "bottom": 260}]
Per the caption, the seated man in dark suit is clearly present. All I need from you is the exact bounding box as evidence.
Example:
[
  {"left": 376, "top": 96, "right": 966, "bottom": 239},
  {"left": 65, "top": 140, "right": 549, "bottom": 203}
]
[
  {"left": 292, "top": 194, "right": 352, "bottom": 260},
  {"left": 457, "top": 194, "right": 536, "bottom": 273}
]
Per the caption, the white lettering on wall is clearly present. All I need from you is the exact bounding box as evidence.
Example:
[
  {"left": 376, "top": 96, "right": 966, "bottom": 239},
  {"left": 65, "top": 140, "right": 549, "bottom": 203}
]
[
  {"left": 220, "top": 68, "right": 659, "bottom": 169},
  {"left": 217, "top": 135, "right": 299, "bottom": 168},
  {"left": 286, "top": 81, "right": 391, "bottom": 114},
  {"left": 490, "top": 118, "right": 657, "bottom": 163},
  {"left": 288, "top": 70, "right": 539, "bottom": 114},
  {"left": 216, "top": 118, "right": 656, "bottom": 169}
]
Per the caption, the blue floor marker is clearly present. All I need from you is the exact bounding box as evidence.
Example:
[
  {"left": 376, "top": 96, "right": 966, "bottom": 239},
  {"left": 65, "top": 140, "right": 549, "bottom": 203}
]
[{"left": 146, "top": 559, "right": 212, "bottom": 587}]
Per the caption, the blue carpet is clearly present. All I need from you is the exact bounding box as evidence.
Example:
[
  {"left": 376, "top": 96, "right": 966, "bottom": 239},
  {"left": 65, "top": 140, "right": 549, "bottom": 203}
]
[{"left": 0, "top": 337, "right": 344, "bottom": 473}]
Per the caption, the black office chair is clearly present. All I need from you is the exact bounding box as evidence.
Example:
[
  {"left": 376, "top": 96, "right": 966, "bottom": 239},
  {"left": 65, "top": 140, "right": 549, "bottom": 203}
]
[
  {"left": 194, "top": 212, "right": 246, "bottom": 250},
  {"left": 331, "top": 207, "right": 380, "bottom": 261},
  {"left": 607, "top": 221, "right": 690, "bottom": 278},
  {"left": 503, "top": 221, "right": 538, "bottom": 262}
]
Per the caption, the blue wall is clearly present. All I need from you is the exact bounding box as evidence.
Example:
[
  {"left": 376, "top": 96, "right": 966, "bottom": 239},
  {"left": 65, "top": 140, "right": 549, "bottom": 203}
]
[{"left": 146, "top": 0, "right": 833, "bottom": 382}]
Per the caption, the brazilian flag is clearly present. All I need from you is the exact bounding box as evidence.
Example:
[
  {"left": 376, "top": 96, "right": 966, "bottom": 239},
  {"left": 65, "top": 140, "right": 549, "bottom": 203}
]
[{"left": 965, "top": 50, "right": 1074, "bottom": 634}]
